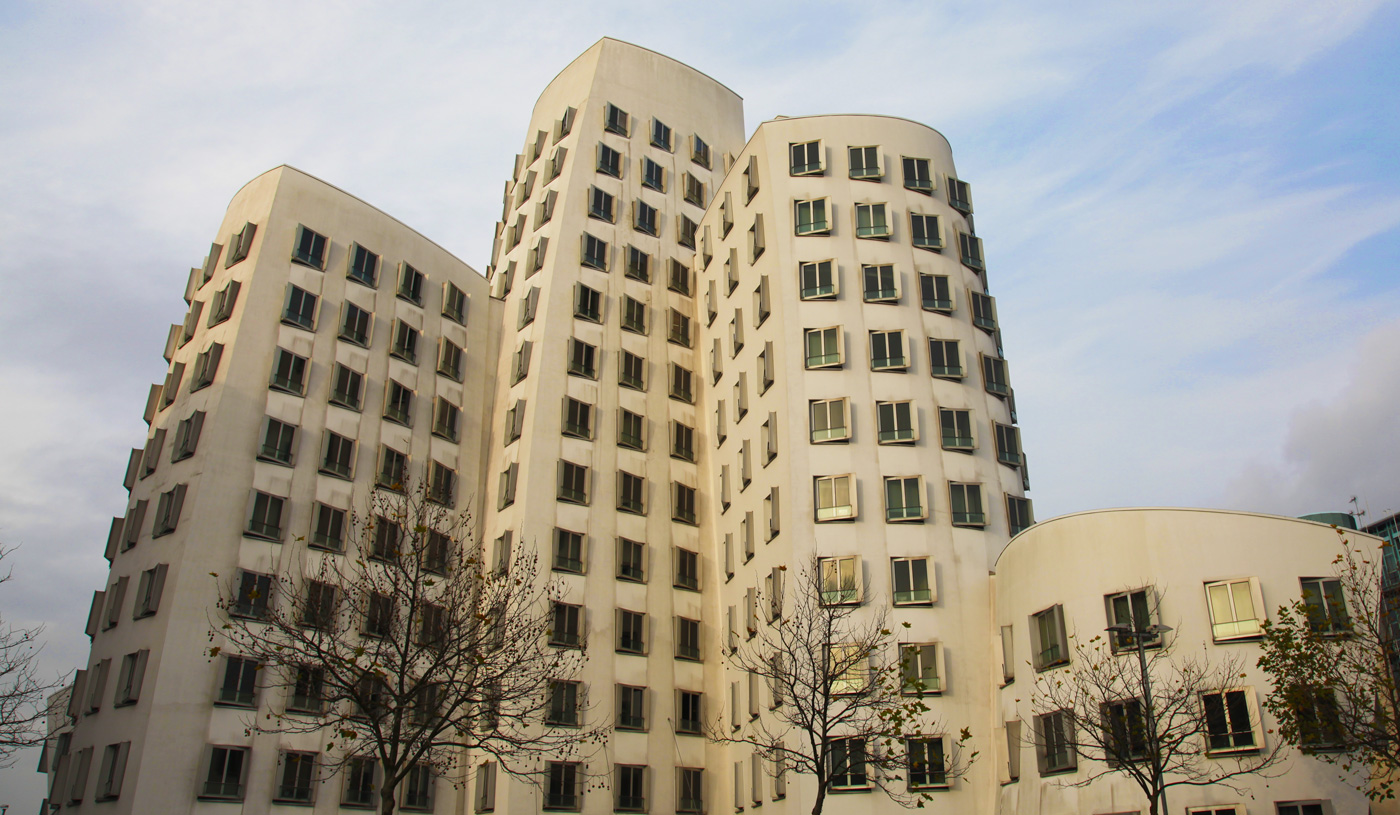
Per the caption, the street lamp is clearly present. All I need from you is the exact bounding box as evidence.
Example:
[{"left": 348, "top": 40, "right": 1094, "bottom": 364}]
[{"left": 1107, "top": 621, "right": 1173, "bottom": 815}]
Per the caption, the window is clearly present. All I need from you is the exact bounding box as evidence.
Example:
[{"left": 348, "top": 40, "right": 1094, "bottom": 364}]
[
  {"left": 618, "top": 538, "right": 645, "bottom": 582},
  {"left": 217, "top": 656, "right": 259, "bottom": 706},
  {"left": 568, "top": 338, "right": 598, "bottom": 379},
  {"left": 433, "top": 397, "right": 461, "bottom": 442},
  {"left": 558, "top": 462, "right": 589, "bottom": 504},
  {"left": 873, "top": 400, "right": 915, "bottom": 444},
  {"left": 743, "top": 154, "right": 760, "bottom": 202},
  {"left": 911, "top": 212, "right": 943, "bottom": 249},
  {"left": 348, "top": 243, "right": 380, "bottom": 286},
  {"left": 669, "top": 309, "right": 692, "bottom": 348},
  {"left": 795, "top": 198, "right": 829, "bottom": 235},
  {"left": 798, "top": 259, "right": 836, "bottom": 299},
  {"left": 1295, "top": 686, "right": 1344, "bottom": 748},
  {"left": 401, "top": 764, "right": 433, "bottom": 811},
  {"left": 870, "top": 330, "right": 907, "bottom": 371},
  {"left": 684, "top": 172, "right": 706, "bottom": 207},
  {"left": 892, "top": 557, "right": 933, "bottom": 605},
  {"left": 678, "top": 215, "right": 698, "bottom": 249},
  {"left": 201, "top": 746, "right": 249, "bottom": 800},
  {"left": 885, "top": 476, "right": 925, "bottom": 522},
  {"left": 854, "top": 203, "right": 890, "bottom": 239},
  {"left": 676, "top": 616, "right": 701, "bottom": 660},
  {"left": 618, "top": 472, "right": 646, "bottom": 515},
  {"left": 551, "top": 603, "right": 582, "bottom": 648},
  {"left": 970, "top": 290, "right": 998, "bottom": 332},
  {"left": 1035, "top": 710, "right": 1076, "bottom": 774},
  {"left": 668, "top": 258, "right": 691, "bottom": 296},
  {"left": 190, "top": 343, "right": 224, "bottom": 391},
  {"left": 902, "top": 156, "right": 933, "bottom": 192},
  {"left": 748, "top": 216, "right": 766, "bottom": 265},
  {"left": 546, "top": 683, "right": 579, "bottom": 728},
  {"left": 392, "top": 264, "right": 424, "bottom": 307},
  {"left": 790, "top": 140, "right": 822, "bottom": 175},
  {"left": 545, "top": 761, "right": 581, "bottom": 811},
  {"left": 562, "top": 397, "right": 592, "bottom": 440},
  {"left": 618, "top": 609, "right": 646, "bottom": 654},
  {"left": 642, "top": 157, "right": 664, "bottom": 191},
  {"left": 597, "top": 143, "right": 622, "bottom": 178},
  {"left": 554, "top": 529, "right": 584, "bottom": 574},
  {"left": 1201, "top": 688, "right": 1261, "bottom": 754},
  {"left": 929, "top": 339, "right": 963, "bottom": 379},
  {"left": 620, "top": 350, "right": 645, "bottom": 390},
  {"left": 828, "top": 737, "right": 869, "bottom": 788},
  {"left": 225, "top": 221, "right": 256, "bottom": 268},
  {"left": 920, "top": 274, "right": 952, "bottom": 311},
  {"left": 981, "top": 353, "right": 1010, "bottom": 397},
  {"left": 443, "top": 281, "right": 468, "bottom": 324},
  {"left": 729, "top": 311, "right": 744, "bottom": 356},
  {"left": 574, "top": 284, "right": 602, "bottom": 323},
  {"left": 152, "top": 484, "right": 187, "bottom": 536},
  {"left": 530, "top": 237, "right": 548, "bottom": 272},
  {"left": 948, "top": 482, "right": 985, "bottom": 527},
  {"left": 113, "top": 650, "right": 148, "bottom": 706},
  {"left": 677, "top": 691, "right": 703, "bottom": 734},
  {"left": 1301, "top": 578, "right": 1350, "bottom": 634},
  {"left": 805, "top": 326, "right": 842, "bottom": 368},
  {"left": 518, "top": 286, "right": 540, "bottom": 329},
  {"left": 133, "top": 564, "right": 168, "bottom": 618},
  {"left": 95, "top": 741, "right": 131, "bottom": 801},
  {"left": 947, "top": 176, "right": 974, "bottom": 214},
  {"left": 675, "top": 547, "right": 700, "bottom": 591},
  {"left": 337, "top": 301, "right": 372, "bottom": 347},
  {"left": 649, "top": 117, "right": 672, "bottom": 151},
  {"left": 258, "top": 418, "right": 297, "bottom": 465},
  {"left": 343, "top": 757, "right": 378, "bottom": 807},
  {"left": 673, "top": 482, "right": 698, "bottom": 525},
  {"left": 170, "top": 411, "right": 204, "bottom": 461},
  {"left": 330, "top": 364, "right": 364, "bottom": 411},
  {"left": 628, "top": 199, "right": 659, "bottom": 236},
  {"left": 692, "top": 135, "right": 711, "bottom": 168},
  {"left": 671, "top": 420, "right": 694, "bottom": 461},
  {"left": 1106, "top": 587, "right": 1162, "bottom": 650},
  {"left": 1007, "top": 495, "right": 1034, "bottom": 536},
  {"left": 1276, "top": 803, "right": 1332, "bottom": 815},
  {"left": 537, "top": 188, "right": 558, "bottom": 224},
  {"left": 391, "top": 319, "right": 420, "bottom": 363},
  {"left": 901, "top": 643, "right": 943, "bottom": 694},
  {"left": 959, "top": 231, "right": 985, "bottom": 271},
  {"left": 274, "top": 751, "right": 317, "bottom": 803},
  {"left": 995, "top": 423, "right": 1022, "bottom": 466},
  {"left": 818, "top": 556, "right": 862, "bottom": 607},
  {"left": 292, "top": 225, "right": 328, "bottom": 269},
  {"left": 378, "top": 445, "right": 408, "bottom": 490},
  {"left": 815, "top": 475, "right": 856, "bottom": 521},
  {"left": 670, "top": 363, "right": 694, "bottom": 403},
  {"left": 937, "top": 408, "right": 974, "bottom": 451},
  {"left": 848, "top": 145, "right": 880, "bottom": 180},
  {"left": 497, "top": 463, "right": 518, "bottom": 510},
  {"left": 246, "top": 492, "right": 285, "bottom": 541},
  {"left": 208, "top": 280, "right": 240, "bottom": 326},
  {"left": 1205, "top": 577, "right": 1265, "bottom": 641},
  {"left": 581, "top": 234, "right": 608, "bottom": 271},
  {"left": 605, "top": 102, "right": 629, "bottom": 135},
  {"left": 474, "top": 762, "right": 497, "bottom": 813},
  {"left": 715, "top": 401, "right": 727, "bottom": 446},
  {"left": 1102, "top": 699, "right": 1149, "bottom": 763},
  {"left": 1031, "top": 605, "right": 1069, "bottom": 670},
  {"left": 861, "top": 265, "right": 897, "bottom": 304},
  {"left": 301, "top": 580, "right": 337, "bottom": 630},
  {"left": 269, "top": 348, "right": 308, "bottom": 395},
  {"left": 555, "top": 106, "right": 576, "bottom": 141},
  {"left": 512, "top": 341, "right": 533, "bottom": 384},
  {"left": 180, "top": 302, "right": 203, "bottom": 345},
  {"left": 282, "top": 285, "right": 318, "bottom": 330},
  {"left": 384, "top": 380, "right": 414, "bottom": 426},
  {"left": 434, "top": 339, "right": 465, "bottom": 384},
  {"left": 616, "top": 764, "right": 646, "bottom": 812},
  {"left": 428, "top": 461, "right": 456, "bottom": 507}
]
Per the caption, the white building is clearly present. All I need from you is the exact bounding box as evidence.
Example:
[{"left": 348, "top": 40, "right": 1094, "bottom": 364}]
[{"left": 42, "top": 37, "right": 1377, "bottom": 815}]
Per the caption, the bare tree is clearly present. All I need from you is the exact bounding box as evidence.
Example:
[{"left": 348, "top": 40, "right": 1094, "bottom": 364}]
[
  {"left": 0, "top": 544, "right": 65, "bottom": 766},
  {"left": 211, "top": 484, "right": 602, "bottom": 814},
  {"left": 1029, "top": 606, "right": 1285, "bottom": 815},
  {"left": 1257, "top": 529, "right": 1400, "bottom": 801},
  {"left": 708, "top": 560, "right": 975, "bottom": 815}
]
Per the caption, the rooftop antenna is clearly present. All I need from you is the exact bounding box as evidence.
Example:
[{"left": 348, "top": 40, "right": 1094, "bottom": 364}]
[{"left": 1348, "top": 495, "right": 1367, "bottom": 519}]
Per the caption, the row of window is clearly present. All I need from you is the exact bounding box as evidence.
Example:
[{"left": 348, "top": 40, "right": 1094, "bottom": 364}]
[
  {"left": 790, "top": 199, "right": 977, "bottom": 253},
  {"left": 498, "top": 238, "right": 694, "bottom": 303},
  {"left": 496, "top": 460, "right": 698, "bottom": 524},
  {"left": 84, "top": 564, "right": 167, "bottom": 639},
  {"left": 507, "top": 339, "right": 697, "bottom": 403},
  {"left": 528, "top": 761, "right": 709, "bottom": 814},
  {"left": 785, "top": 141, "right": 973, "bottom": 213},
  {"left": 180, "top": 222, "right": 255, "bottom": 304}
]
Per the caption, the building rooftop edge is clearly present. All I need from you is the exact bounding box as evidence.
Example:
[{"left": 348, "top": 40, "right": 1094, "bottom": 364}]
[
  {"left": 536, "top": 37, "right": 744, "bottom": 111},
  {"left": 994, "top": 505, "right": 1384, "bottom": 570},
  {"left": 758, "top": 113, "right": 954, "bottom": 150},
  {"left": 228, "top": 164, "right": 483, "bottom": 277}
]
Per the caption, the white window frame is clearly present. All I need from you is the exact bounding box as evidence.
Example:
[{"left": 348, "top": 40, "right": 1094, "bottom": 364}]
[{"left": 1204, "top": 577, "right": 1266, "bottom": 642}]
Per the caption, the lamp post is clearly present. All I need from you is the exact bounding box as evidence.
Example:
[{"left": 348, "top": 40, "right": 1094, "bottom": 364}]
[{"left": 1107, "top": 621, "right": 1173, "bottom": 815}]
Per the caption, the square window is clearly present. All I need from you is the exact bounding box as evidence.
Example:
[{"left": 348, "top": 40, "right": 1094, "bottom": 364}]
[
  {"left": 269, "top": 348, "right": 308, "bottom": 395},
  {"left": 292, "top": 225, "right": 328, "bottom": 270},
  {"left": 920, "top": 274, "right": 952, "bottom": 312},
  {"left": 900, "top": 643, "right": 943, "bottom": 694},
  {"left": 1205, "top": 578, "right": 1265, "bottom": 641},
  {"left": 819, "top": 556, "right": 860, "bottom": 603},
  {"left": 558, "top": 462, "right": 589, "bottom": 505},
  {"left": 947, "top": 176, "right": 974, "bottom": 214},
  {"left": 790, "top": 140, "right": 823, "bottom": 175},
  {"left": 568, "top": 338, "right": 598, "bottom": 379},
  {"left": 810, "top": 398, "right": 849, "bottom": 443},
  {"left": 618, "top": 538, "right": 645, "bottom": 583},
  {"left": 1301, "top": 578, "right": 1350, "bottom": 634},
  {"left": 340, "top": 302, "right": 373, "bottom": 346},
  {"left": 329, "top": 364, "right": 364, "bottom": 411},
  {"left": 929, "top": 339, "right": 963, "bottom": 379},
  {"left": 848, "top": 146, "right": 881, "bottom": 180},
  {"left": 804, "top": 326, "right": 843, "bottom": 369},
  {"left": 795, "top": 198, "right": 829, "bottom": 236},
  {"left": 588, "top": 186, "right": 615, "bottom": 222},
  {"left": 582, "top": 234, "right": 609, "bottom": 271},
  {"left": 869, "top": 329, "right": 907, "bottom": 371},
  {"left": 397, "top": 263, "right": 425, "bottom": 305},
  {"left": 892, "top": 557, "right": 933, "bottom": 605},
  {"left": 799, "top": 260, "right": 836, "bottom": 299},
  {"left": 245, "top": 493, "right": 285, "bottom": 541},
  {"left": 554, "top": 528, "right": 584, "bottom": 574},
  {"left": 642, "top": 157, "right": 665, "bottom": 191},
  {"left": 605, "top": 102, "right": 629, "bottom": 136},
  {"left": 282, "top": 285, "right": 318, "bottom": 330},
  {"left": 884, "top": 476, "right": 925, "bottom": 522},
  {"left": 574, "top": 283, "right": 602, "bottom": 322},
  {"left": 258, "top": 418, "right": 297, "bottom": 466},
  {"left": 855, "top": 203, "right": 890, "bottom": 239},
  {"left": 348, "top": 243, "right": 380, "bottom": 286},
  {"left": 910, "top": 212, "right": 943, "bottom": 249},
  {"left": 597, "top": 143, "right": 622, "bottom": 178},
  {"left": 902, "top": 157, "right": 933, "bottom": 193}
]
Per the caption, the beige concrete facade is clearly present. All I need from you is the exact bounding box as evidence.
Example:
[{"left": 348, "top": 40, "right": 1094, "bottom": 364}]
[
  {"left": 47, "top": 165, "right": 496, "bottom": 814},
  {"left": 993, "top": 508, "right": 1378, "bottom": 815}
]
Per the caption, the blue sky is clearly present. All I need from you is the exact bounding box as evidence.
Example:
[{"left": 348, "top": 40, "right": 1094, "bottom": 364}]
[{"left": 2, "top": 0, "right": 1399, "bottom": 806}]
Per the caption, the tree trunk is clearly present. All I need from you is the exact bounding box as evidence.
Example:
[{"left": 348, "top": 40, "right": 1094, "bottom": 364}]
[
  {"left": 810, "top": 785, "right": 826, "bottom": 815},
  {"left": 380, "top": 779, "right": 397, "bottom": 815}
]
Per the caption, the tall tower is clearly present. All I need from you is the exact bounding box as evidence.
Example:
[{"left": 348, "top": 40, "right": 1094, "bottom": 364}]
[
  {"left": 477, "top": 37, "right": 746, "bottom": 814},
  {"left": 692, "top": 114, "right": 1027, "bottom": 815},
  {"left": 46, "top": 166, "right": 497, "bottom": 813}
]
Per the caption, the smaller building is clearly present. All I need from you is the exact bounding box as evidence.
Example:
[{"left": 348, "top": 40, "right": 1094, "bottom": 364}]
[{"left": 991, "top": 507, "right": 1380, "bottom": 815}]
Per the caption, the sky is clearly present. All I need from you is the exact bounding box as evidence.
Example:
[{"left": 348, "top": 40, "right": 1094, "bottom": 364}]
[{"left": 1, "top": 0, "right": 1399, "bottom": 806}]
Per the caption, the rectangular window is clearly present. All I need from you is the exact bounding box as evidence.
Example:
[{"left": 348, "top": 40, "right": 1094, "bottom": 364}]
[
  {"left": 269, "top": 348, "right": 308, "bottom": 395},
  {"left": 618, "top": 609, "right": 646, "bottom": 654},
  {"left": 428, "top": 461, "right": 456, "bottom": 507},
  {"left": 274, "top": 751, "right": 317, "bottom": 803},
  {"left": 619, "top": 296, "right": 647, "bottom": 335},
  {"left": 1276, "top": 804, "right": 1331, "bottom": 815},
  {"left": 870, "top": 329, "right": 907, "bottom": 371},
  {"left": 929, "top": 339, "right": 963, "bottom": 379},
  {"left": 815, "top": 475, "right": 856, "bottom": 522},
  {"left": 553, "top": 528, "right": 584, "bottom": 574},
  {"left": 530, "top": 237, "right": 548, "bottom": 272},
  {"left": 677, "top": 767, "right": 704, "bottom": 813},
  {"left": 818, "top": 556, "right": 860, "bottom": 604},
  {"left": 340, "top": 302, "right": 373, "bottom": 348},
  {"left": 855, "top": 203, "right": 890, "bottom": 238},
  {"left": 1031, "top": 605, "right": 1069, "bottom": 670},
  {"left": 848, "top": 145, "right": 880, "bottom": 179},
  {"left": 258, "top": 418, "right": 297, "bottom": 465},
  {"left": 876, "top": 401, "right": 916, "bottom": 444},
  {"left": 995, "top": 423, "right": 1022, "bottom": 466},
  {"left": 1105, "top": 587, "right": 1162, "bottom": 650},
  {"left": 328, "top": 364, "right": 364, "bottom": 411},
  {"left": 902, "top": 156, "right": 933, "bottom": 192},
  {"left": 748, "top": 214, "right": 765, "bottom": 261},
  {"left": 670, "top": 363, "right": 694, "bottom": 403},
  {"left": 343, "top": 757, "right": 378, "bottom": 807},
  {"left": 910, "top": 213, "right": 943, "bottom": 249},
  {"left": 675, "top": 547, "right": 700, "bottom": 591},
  {"left": 170, "top": 411, "right": 205, "bottom": 461},
  {"left": 892, "top": 557, "right": 933, "bottom": 605},
  {"left": 970, "top": 290, "right": 998, "bottom": 332},
  {"left": 1102, "top": 699, "right": 1149, "bottom": 763},
  {"left": 558, "top": 462, "right": 589, "bottom": 505},
  {"left": 151, "top": 484, "right": 187, "bottom": 536},
  {"left": 292, "top": 225, "right": 328, "bottom": 270},
  {"left": 624, "top": 245, "right": 652, "bottom": 282},
  {"left": 642, "top": 157, "right": 664, "bottom": 191},
  {"left": 1205, "top": 577, "right": 1265, "bottom": 641},
  {"left": 828, "top": 737, "right": 869, "bottom": 788},
  {"left": 1007, "top": 495, "right": 1034, "bottom": 536},
  {"left": 190, "top": 343, "right": 224, "bottom": 391},
  {"left": 618, "top": 538, "right": 645, "bottom": 583},
  {"left": 620, "top": 350, "right": 645, "bottom": 390},
  {"left": 634, "top": 200, "right": 659, "bottom": 236},
  {"left": 920, "top": 273, "right": 952, "bottom": 311},
  {"left": 438, "top": 339, "right": 464, "bottom": 382},
  {"left": 433, "top": 397, "right": 461, "bottom": 442},
  {"left": 282, "top": 285, "right": 318, "bottom": 330},
  {"left": 901, "top": 643, "right": 943, "bottom": 694},
  {"left": 113, "top": 650, "right": 148, "bottom": 706},
  {"left": 885, "top": 476, "right": 925, "bottom": 522},
  {"left": 1035, "top": 710, "right": 1076, "bottom": 774},
  {"left": 348, "top": 243, "right": 380, "bottom": 286},
  {"left": 799, "top": 259, "right": 836, "bottom": 299},
  {"left": 544, "top": 761, "right": 581, "bottom": 811},
  {"left": 862, "top": 264, "right": 898, "bottom": 302},
  {"left": 568, "top": 338, "right": 598, "bottom": 379},
  {"left": 225, "top": 222, "right": 256, "bottom": 268},
  {"left": 684, "top": 172, "right": 706, "bottom": 207},
  {"left": 949, "top": 482, "right": 985, "bottom": 527},
  {"left": 401, "top": 764, "right": 432, "bottom": 811},
  {"left": 550, "top": 603, "right": 582, "bottom": 648},
  {"left": 245, "top": 492, "right": 285, "bottom": 541},
  {"left": 378, "top": 445, "right": 408, "bottom": 490},
  {"left": 678, "top": 215, "right": 698, "bottom": 249},
  {"left": 805, "top": 326, "right": 843, "bottom": 368},
  {"left": 597, "top": 143, "right": 622, "bottom": 178},
  {"left": 95, "top": 741, "right": 131, "bottom": 801},
  {"left": 939, "top": 408, "right": 974, "bottom": 450},
  {"left": 133, "top": 564, "right": 168, "bottom": 618},
  {"left": 618, "top": 472, "right": 646, "bottom": 515},
  {"left": 673, "top": 482, "right": 698, "bottom": 525},
  {"left": 605, "top": 102, "right": 629, "bottom": 136},
  {"left": 217, "top": 656, "right": 259, "bottom": 706},
  {"left": 1301, "top": 578, "right": 1350, "bottom": 634},
  {"left": 671, "top": 420, "right": 694, "bottom": 461},
  {"left": 959, "top": 231, "right": 985, "bottom": 271},
  {"left": 442, "top": 281, "right": 468, "bottom": 324},
  {"left": 669, "top": 309, "right": 692, "bottom": 347},
  {"left": 982, "top": 353, "right": 1011, "bottom": 396},
  {"left": 202, "top": 746, "right": 249, "bottom": 800},
  {"left": 947, "top": 176, "right": 974, "bottom": 214},
  {"left": 581, "top": 233, "right": 609, "bottom": 270},
  {"left": 562, "top": 397, "right": 592, "bottom": 440},
  {"left": 676, "top": 616, "right": 701, "bottom": 660},
  {"left": 795, "top": 198, "right": 830, "bottom": 235},
  {"left": 208, "top": 280, "right": 241, "bottom": 326},
  {"left": 1202, "top": 688, "right": 1261, "bottom": 754},
  {"left": 397, "top": 262, "right": 425, "bottom": 305},
  {"left": 384, "top": 380, "right": 414, "bottom": 426},
  {"left": 574, "top": 283, "right": 602, "bottom": 322},
  {"left": 790, "top": 140, "right": 823, "bottom": 175},
  {"left": 692, "top": 135, "right": 711, "bottom": 168},
  {"left": 390, "top": 319, "right": 420, "bottom": 364}
]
